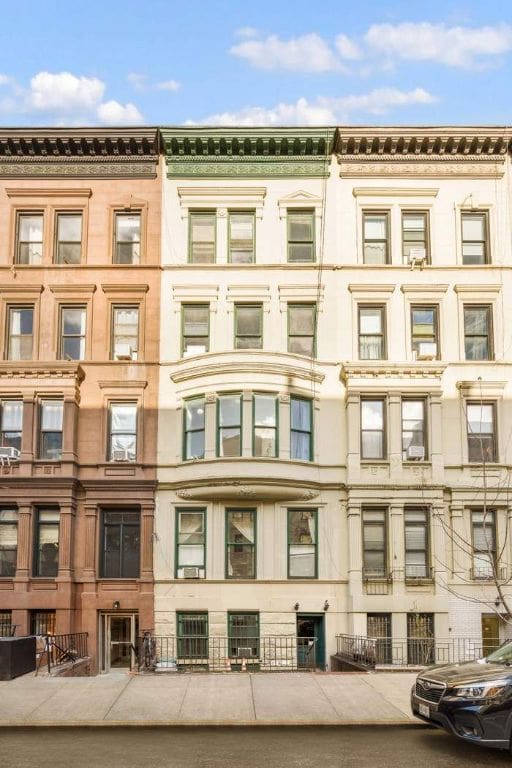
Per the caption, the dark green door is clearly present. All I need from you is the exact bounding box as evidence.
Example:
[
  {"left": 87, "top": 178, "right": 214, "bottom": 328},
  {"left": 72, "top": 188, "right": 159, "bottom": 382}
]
[{"left": 296, "top": 614, "right": 325, "bottom": 669}]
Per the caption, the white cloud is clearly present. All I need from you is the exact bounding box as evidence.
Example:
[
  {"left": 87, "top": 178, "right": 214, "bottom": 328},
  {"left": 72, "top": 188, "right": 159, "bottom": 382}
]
[
  {"left": 235, "top": 26, "right": 258, "bottom": 39},
  {"left": 156, "top": 79, "right": 181, "bottom": 91},
  {"left": 364, "top": 22, "right": 512, "bottom": 68},
  {"left": 0, "top": 74, "right": 12, "bottom": 86},
  {"left": 97, "top": 100, "right": 143, "bottom": 125},
  {"left": 188, "top": 87, "right": 435, "bottom": 126},
  {"left": 335, "top": 34, "right": 362, "bottom": 61},
  {"left": 127, "top": 72, "right": 147, "bottom": 91},
  {"left": 29, "top": 71, "right": 105, "bottom": 111},
  {"left": 230, "top": 33, "right": 343, "bottom": 72}
]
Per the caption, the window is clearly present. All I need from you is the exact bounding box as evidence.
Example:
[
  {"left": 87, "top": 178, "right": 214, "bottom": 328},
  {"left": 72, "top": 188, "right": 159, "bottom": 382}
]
[
  {"left": 0, "top": 610, "right": 13, "bottom": 637},
  {"left": 184, "top": 397, "right": 205, "bottom": 460},
  {"left": 464, "top": 305, "right": 492, "bottom": 360},
  {"left": 358, "top": 306, "right": 385, "bottom": 360},
  {"left": 59, "top": 306, "right": 86, "bottom": 360},
  {"left": 228, "top": 613, "right": 259, "bottom": 659},
  {"left": 405, "top": 508, "right": 429, "bottom": 579},
  {"left": 234, "top": 304, "right": 262, "bottom": 349},
  {"left": 467, "top": 402, "right": 496, "bottom": 462},
  {"left": 288, "top": 508, "right": 317, "bottom": 578},
  {"left": 16, "top": 213, "right": 43, "bottom": 265},
  {"left": 290, "top": 396, "right": 312, "bottom": 461},
  {"left": 55, "top": 213, "right": 82, "bottom": 264},
  {"left": 112, "top": 306, "right": 139, "bottom": 360},
  {"left": 34, "top": 509, "right": 59, "bottom": 577},
  {"left": 472, "top": 509, "right": 496, "bottom": 578},
  {"left": 114, "top": 212, "right": 141, "bottom": 264},
  {"left": 109, "top": 403, "right": 137, "bottom": 462},
  {"left": 288, "top": 304, "right": 316, "bottom": 356},
  {"left": 362, "top": 507, "right": 387, "bottom": 578},
  {"left": 411, "top": 305, "right": 439, "bottom": 358},
  {"left": 402, "top": 399, "right": 427, "bottom": 461},
  {"left": 39, "top": 400, "right": 63, "bottom": 460},
  {"left": 7, "top": 306, "right": 34, "bottom": 360},
  {"left": 228, "top": 212, "right": 255, "bottom": 263},
  {"left": 177, "top": 612, "right": 208, "bottom": 659},
  {"left": 226, "top": 509, "right": 256, "bottom": 579},
  {"left": 189, "top": 212, "right": 215, "bottom": 263},
  {"left": 402, "top": 212, "right": 428, "bottom": 262},
  {"left": 363, "top": 212, "right": 389, "bottom": 264},
  {"left": 462, "top": 212, "right": 489, "bottom": 265},
  {"left": 101, "top": 509, "right": 140, "bottom": 578},
  {"left": 30, "top": 610, "right": 56, "bottom": 636},
  {"left": 217, "top": 394, "right": 242, "bottom": 457},
  {"left": 176, "top": 509, "right": 206, "bottom": 575},
  {"left": 361, "top": 399, "right": 385, "bottom": 460},
  {"left": 0, "top": 508, "right": 17, "bottom": 577},
  {"left": 0, "top": 400, "right": 22, "bottom": 452},
  {"left": 407, "top": 613, "right": 434, "bottom": 665},
  {"left": 287, "top": 210, "right": 314, "bottom": 263},
  {"left": 253, "top": 394, "right": 277, "bottom": 457},
  {"left": 182, "top": 304, "right": 209, "bottom": 356}
]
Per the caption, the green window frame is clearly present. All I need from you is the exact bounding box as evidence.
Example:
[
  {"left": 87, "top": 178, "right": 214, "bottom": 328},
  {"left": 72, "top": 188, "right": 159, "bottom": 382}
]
[
  {"left": 287, "top": 210, "right": 315, "bottom": 263},
  {"left": 181, "top": 304, "right": 209, "bottom": 357},
  {"left": 363, "top": 211, "right": 389, "bottom": 265},
  {"left": 225, "top": 509, "right": 256, "bottom": 579},
  {"left": 55, "top": 212, "right": 82, "bottom": 264},
  {"left": 362, "top": 507, "right": 387, "bottom": 579},
  {"left": 189, "top": 211, "right": 216, "bottom": 264},
  {"left": 217, "top": 393, "right": 242, "bottom": 457},
  {"left": 287, "top": 508, "right": 317, "bottom": 579},
  {"left": 287, "top": 304, "right": 316, "bottom": 357},
  {"left": 228, "top": 211, "right": 255, "bottom": 263},
  {"left": 290, "top": 396, "right": 312, "bottom": 461},
  {"left": 234, "top": 304, "right": 262, "bottom": 349},
  {"left": 253, "top": 393, "right": 278, "bottom": 457},
  {"left": 183, "top": 397, "right": 205, "bottom": 460},
  {"left": 402, "top": 211, "right": 429, "bottom": 262},
  {"left": 177, "top": 611, "right": 208, "bottom": 659},
  {"left": 228, "top": 612, "right": 260, "bottom": 659},
  {"left": 175, "top": 508, "right": 206, "bottom": 577},
  {"left": 462, "top": 211, "right": 489, "bottom": 265}
]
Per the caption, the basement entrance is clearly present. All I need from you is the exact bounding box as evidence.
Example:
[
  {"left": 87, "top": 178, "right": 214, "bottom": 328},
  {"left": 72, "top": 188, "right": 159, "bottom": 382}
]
[
  {"left": 100, "top": 612, "right": 138, "bottom": 672},
  {"left": 296, "top": 614, "right": 325, "bottom": 670}
]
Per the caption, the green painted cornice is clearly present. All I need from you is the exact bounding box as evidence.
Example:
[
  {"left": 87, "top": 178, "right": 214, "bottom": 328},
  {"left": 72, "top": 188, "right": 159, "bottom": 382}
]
[{"left": 160, "top": 127, "right": 334, "bottom": 178}]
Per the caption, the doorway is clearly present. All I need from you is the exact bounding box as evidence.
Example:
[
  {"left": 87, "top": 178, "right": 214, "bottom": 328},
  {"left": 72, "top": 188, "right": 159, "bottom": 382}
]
[
  {"left": 296, "top": 614, "right": 325, "bottom": 670},
  {"left": 100, "top": 613, "right": 138, "bottom": 673},
  {"left": 481, "top": 614, "right": 500, "bottom": 656}
]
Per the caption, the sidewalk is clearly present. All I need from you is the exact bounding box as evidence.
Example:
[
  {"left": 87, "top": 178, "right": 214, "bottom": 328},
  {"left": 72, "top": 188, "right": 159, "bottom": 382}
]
[{"left": 0, "top": 671, "right": 422, "bottom": 727}]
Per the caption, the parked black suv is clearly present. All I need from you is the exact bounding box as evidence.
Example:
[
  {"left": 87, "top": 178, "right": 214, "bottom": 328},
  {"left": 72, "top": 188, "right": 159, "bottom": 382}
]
[{"left": 411, "top": 641, "right": 512, "bottom": 751}]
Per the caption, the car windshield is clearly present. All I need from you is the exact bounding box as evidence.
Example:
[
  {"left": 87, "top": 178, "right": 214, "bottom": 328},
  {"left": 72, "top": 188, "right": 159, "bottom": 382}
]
[{"left": 486, "top": 641, "right": 512, "bottom": 664}]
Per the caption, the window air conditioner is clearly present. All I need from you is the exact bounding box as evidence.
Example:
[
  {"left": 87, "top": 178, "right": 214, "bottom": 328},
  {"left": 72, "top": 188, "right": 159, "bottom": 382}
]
[
  {"left": 0, "top": 446, "right": 20, "bottom": 460},
  {"left": 112, "top": 449, "right": 134, "bottom": 462},
  {"left": 115, "top": 343, "right": 133, "bottom": 361},
  {"left": 407, "top": 445, "right": 425, "bottom": 460},
  {"left": 236, "top": 647, "right": 254, "bottom": 658},
  {"left": 408, "top": 247, "right": 426, "bottom": 266},
  {"left": 417, "top": 342, "right": 437, "bottom": 360},
  {"left": 182, "top": 566, "right": 200, "bottom": 579}
]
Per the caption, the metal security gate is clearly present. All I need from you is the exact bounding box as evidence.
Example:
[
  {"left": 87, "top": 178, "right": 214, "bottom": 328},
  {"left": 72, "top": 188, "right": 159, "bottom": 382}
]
[
  {"left": 367, "top": 613, "right": 392, "bottom": 664},
  {"left": 407, "top": 613, "right": 434, "bottom": 665}
]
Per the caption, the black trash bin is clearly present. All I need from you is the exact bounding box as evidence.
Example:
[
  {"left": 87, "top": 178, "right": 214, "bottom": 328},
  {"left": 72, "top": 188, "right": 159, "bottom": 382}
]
[{"left": 0, "top": 636, "right": 36, "bottom": 680}]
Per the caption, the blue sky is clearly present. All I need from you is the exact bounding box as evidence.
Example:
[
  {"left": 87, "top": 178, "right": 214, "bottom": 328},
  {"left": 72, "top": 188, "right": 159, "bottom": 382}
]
[{"left": 0, "top": 0, "right": 512, "bottom": 126}]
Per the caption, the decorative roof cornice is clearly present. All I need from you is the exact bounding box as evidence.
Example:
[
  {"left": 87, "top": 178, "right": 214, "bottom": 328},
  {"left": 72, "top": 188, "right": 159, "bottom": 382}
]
[
  {"left": 0, "top": 128, "right": 159, "bottom": 158},
  {"left": 160, "top": 127, "right": 334, "bottom": 178},
  {"left": 334, "top": 126, "right": 512, "bottom": 159}
]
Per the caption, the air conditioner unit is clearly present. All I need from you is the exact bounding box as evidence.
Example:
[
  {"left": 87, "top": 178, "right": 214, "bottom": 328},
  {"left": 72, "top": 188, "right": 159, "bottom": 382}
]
[
  {"left": 236, "top": 647, "right": 254, "bottom": 658},
  {"left": 115, "top": 343, "right": 133, "bottom": 361},
  {"left": 111, "top": 449, "right": 135, "bottom": 462},
  {"left": 182, "top": 567, "right": 201, "bottom": 579},
  {"left": 407, "top": 445, "right": 425, "bottom": 460},
  {"left": 408, "top": 248, "right": 426, "bottom": 266},
  {"left": 0, "top": 446, "right": 20, "bottom": 460},
  {"left": 417, "top": 342, "right": 437, "bottom": 360}
]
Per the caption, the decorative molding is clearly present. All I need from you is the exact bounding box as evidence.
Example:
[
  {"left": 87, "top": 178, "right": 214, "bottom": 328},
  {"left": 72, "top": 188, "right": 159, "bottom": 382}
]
[
  {"left": 348, "top": 283, "right": 395, "bottom": 296},
  {"left": 171, "top": 354, "right": 325, "bottom": 385},
  {"left": 352, "top": 187, "right": 439, "bottom": 198},
  {"left": 0, "top": 361, "right": 84, "bottom": 382},
  {"left": 454, "top": 283, "right": 501, "bottom": 295},
  {"left": 174, "top": 479, "right": 321, "bottom": 502},
  {"left": 400, "top": 284, "right": 449, "bottom": 296},
  {"left": 278, "top": 284, "right": 324, "bottom": 306},
  {"left": 0, "top": 284, "right": 44, "bottom": 294},
  {"left": 341, "top": 362, "right": 446, "bottom": 382},
  {"left": 0, "top": 160, "right": 157, "bottom": 178},
  {"left": 338, "top": 161, "right": 505, "bottom": 179},
  {"left": 226, "top": 285, "right": 271, "bottom": 303},
  {"left": 177, "top": 186, "right": 266, "bottom": 218},
  {"left": 49, "top": 284, "right": 96, "bottom": 295},
  {"left": 98, "top": 379, "right": 148, "bottom": 389},
  {"left": 0, "top": 129, "right": 159, "bottom": 157},
  {"left": 334, "top": 128, "right": 511, "bottom": 157},
  {"left": 457, "top": 380, "right": 506, "bottom": 397},
  {"left": 172, "top": 284, "right": 219, "bottom": 303},
  {"left": 5, "top": 187, "right": 92, "bottom": 198},
  {"left": 102, "top": 283, "right": 149, "bottom": 294},
  {"left": 278, "top": 190, "right": 323, "bottom": 217}
]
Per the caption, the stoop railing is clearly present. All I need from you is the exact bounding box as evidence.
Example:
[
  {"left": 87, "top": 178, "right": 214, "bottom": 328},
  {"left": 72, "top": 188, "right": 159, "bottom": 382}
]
[{"left": 37, "top": 632, "right": 89, "bottom": 674}]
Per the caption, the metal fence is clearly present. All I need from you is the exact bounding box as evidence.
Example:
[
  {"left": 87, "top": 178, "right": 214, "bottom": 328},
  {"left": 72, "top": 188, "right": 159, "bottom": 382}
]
[
  {"left": 137, "top": 635, "right": 317, "bottom": 672},
  {"left": 335, "top": 633, "right": 500, "bottom": 669},
  {"left": 38, "top": 632, "right": 89, "bottom": 674},
  {"left": 0, "top": 621, "right": 17, "bottom": 637}
]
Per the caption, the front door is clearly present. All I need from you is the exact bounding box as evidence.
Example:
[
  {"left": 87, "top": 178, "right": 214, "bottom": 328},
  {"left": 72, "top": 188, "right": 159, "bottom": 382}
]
[
  {"left": 482, "top": 614, "right": 500, "bottom": 656},
  {"left": 296, "top": 614, "right": 325, "bottom": 670},
  {"left": 100, "top": 613, "right": 138, "bottom": 672}
]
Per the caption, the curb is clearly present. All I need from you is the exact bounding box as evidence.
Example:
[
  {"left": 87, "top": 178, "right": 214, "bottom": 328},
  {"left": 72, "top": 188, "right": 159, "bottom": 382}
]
[{"left": 0, "top": 719, "right": 429, "bottom": 728}]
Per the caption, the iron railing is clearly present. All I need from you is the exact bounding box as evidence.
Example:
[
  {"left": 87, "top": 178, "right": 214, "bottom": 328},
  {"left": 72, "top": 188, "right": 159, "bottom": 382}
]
[
  {"left": 335, "top": 633, "right": 501, "bottom": 669},
  {"left": 137, "top": 635, "right": 317, "bottom": 672},
  {"left": 0, "top": 621, "right": 17, "bottom": 637},
  {"left": 41, "top": 632, "right": 88, "bottom": 674}
]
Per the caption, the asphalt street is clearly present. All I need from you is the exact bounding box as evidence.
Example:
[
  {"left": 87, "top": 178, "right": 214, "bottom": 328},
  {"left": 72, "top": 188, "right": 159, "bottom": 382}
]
[{"left": 1, "top": 726, "right": 511, "bottom": 768}]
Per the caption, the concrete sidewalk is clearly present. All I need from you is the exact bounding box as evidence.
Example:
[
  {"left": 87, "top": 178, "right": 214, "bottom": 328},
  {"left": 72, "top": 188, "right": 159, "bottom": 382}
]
[{"left": 0, "top": 671, "right": 422, "bottom": 727}]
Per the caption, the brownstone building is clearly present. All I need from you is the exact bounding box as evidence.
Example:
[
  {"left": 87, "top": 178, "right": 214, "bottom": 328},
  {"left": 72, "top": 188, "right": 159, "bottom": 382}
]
[{"left": 0, "top": 129, "right": 160, "bottom": 672}]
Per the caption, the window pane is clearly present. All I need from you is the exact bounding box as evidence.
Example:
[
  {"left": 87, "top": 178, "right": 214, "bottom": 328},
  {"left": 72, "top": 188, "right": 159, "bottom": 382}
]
[
  {"left": 291, "top": 431, "right": 310, "bottom": 460},
  {"left": 183, "top": 307, "right": 208, "bottom": 335},
  {"left": 467, "top": 404, "right": 493, "bottom": 434},
  {"left": 57, "top": 214, "right": 82, "bottom": 242},
  {"left": 219, "top": 396, "right": 240, "bottom": 427},
  {"left": 362, "top": 432, "right": 383, "bottom": 458},
  {"left": 360, "top": 308, "right": 382, "bottom": 335},
  {"left": 186, "top": 399, "right": 205, "bottom": 431},
  {"left": 403, "top": 214, "right": 426, "bottom": 233},
  {"left": 20, "top": 215, "right": 43, "bottom": 242},
  {"left": 361, "top": 400, "right": 383, "bottom": 430},
  {"left": 117, "top": 214, "right": 140, "bottom": 242},
  {"left": 254, "top": 427, "right": 276, "bottom": 457},
  {"left": 227, "top": 510, "right": 255, "bottom": 578},
  {"left": 289, "top": 547, "right": 316, "bottom": 577},
  {"left": 111, "top": 403, "right": 137, "bottom": 432},
  {"left": 220, "top": 427, "right": 241, "bottom": 457},
  {"left": 2, "top": 401, "right": 23, "bottom": 432},
  {"left": 186, "top": 431, "right": 204, "bottom": 459},
  {"left": 364, "top": 242, "right": 387, "bottom": 264},
  {"left": 412, "top": 309, "right": 435, "bottom": 335},
  {"left": 462, "top": 214, "right": 485, "bottom": 241},
  {"left": 254, "top": 395, "right": 276, "bottom": 426},
  {"left": 364, "top": 215, "right": 387, "bottom": 239},
  {"left": 41, "top": 401, "right": 63, "bottom": 430},
  {"left": 190, "top": 214, "right": 215, "bottom": 263},
  {"left": 289, "top": 510, "right": 315, "bottom": 545},
  {"left": 289, "top": 306, "right": 314, "bottom": 335},
  {"left": 229, "top": 213, "right": 254, "bottom": 263},
  {"left": 291, "top": 398, "right": 311, "bottom": 431},
  {"left": 464, "top": 308, "right": 488, "bottom": 335},
  {"left": 289, "top": 213, "right": 313, "bottom": 241}
]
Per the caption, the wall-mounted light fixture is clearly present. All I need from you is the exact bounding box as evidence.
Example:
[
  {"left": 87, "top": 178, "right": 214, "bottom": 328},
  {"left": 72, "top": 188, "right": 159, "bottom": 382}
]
[
  {"left": 112, "top": 601, "right": 120, "bottom": 610},
  {"left": 294, "top": 602, "right": 300, "bottom": 611},
  {"left": 495, "top": 597, "right": 501, "bottom": 608},
  {"left": 323, "top": 600, "right": 329, "bottom": 611}
]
